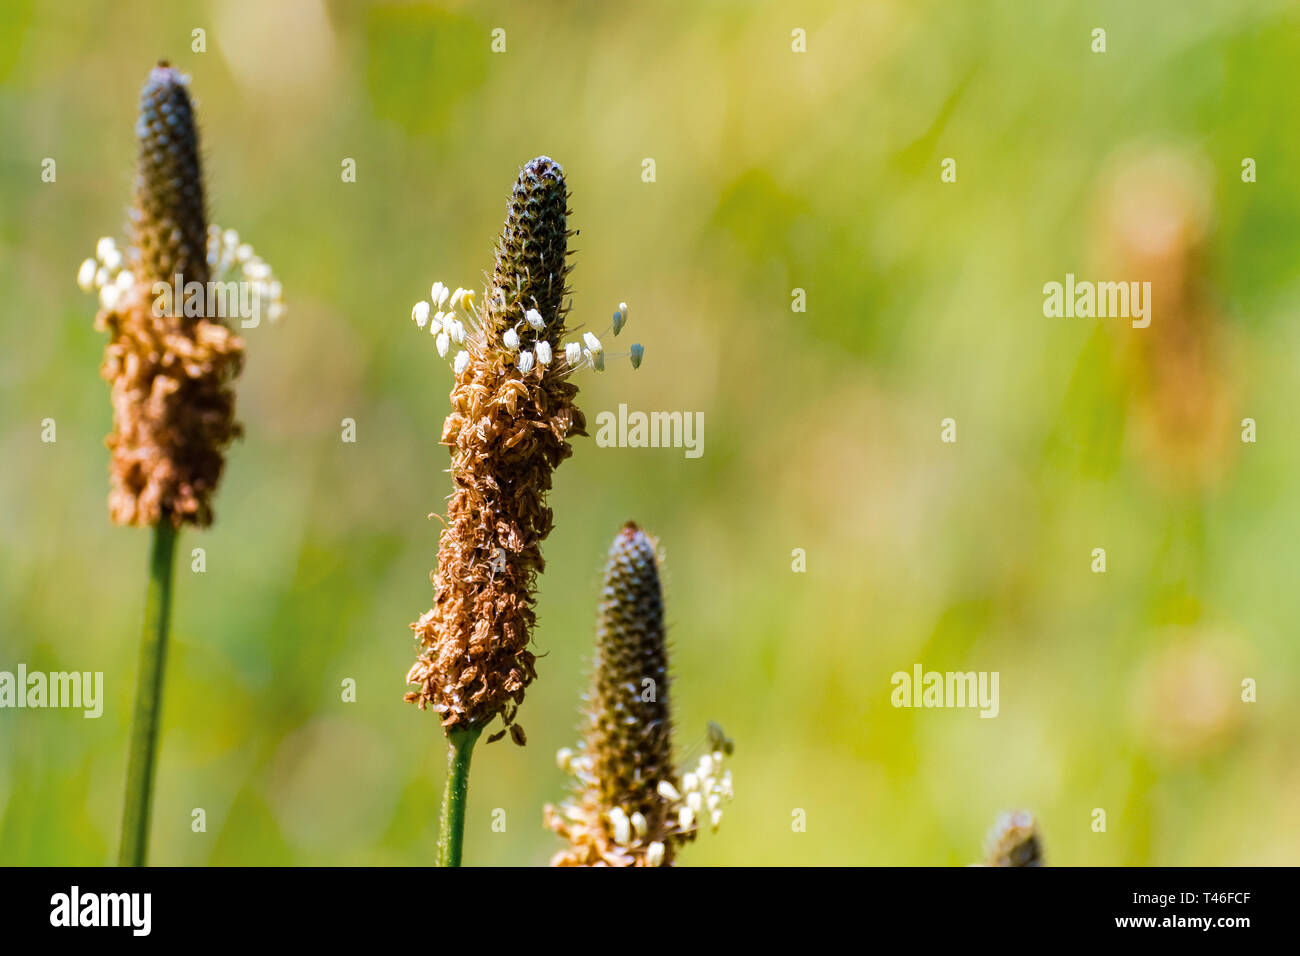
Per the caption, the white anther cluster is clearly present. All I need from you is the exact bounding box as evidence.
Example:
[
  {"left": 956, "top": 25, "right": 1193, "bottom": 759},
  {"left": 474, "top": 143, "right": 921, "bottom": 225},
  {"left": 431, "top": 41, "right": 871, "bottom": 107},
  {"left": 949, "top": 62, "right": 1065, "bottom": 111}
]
[
  {"left": 76, "top": 237, "right": 133, "bottom": 311},
  {"left": 678, "top": 748, "right": 734, "bottom": 833},
  {"left": 408, "top": 288, "right": 645, "bottom": 377},
  {"left": 78, "top": 228, "right": 285, "bottom": 324},
  {"left": 553, "top": 732, "right": 732, "bottom": 867},
  {"left": 206, "top": 225, "right": 285, "bottom": 323}
]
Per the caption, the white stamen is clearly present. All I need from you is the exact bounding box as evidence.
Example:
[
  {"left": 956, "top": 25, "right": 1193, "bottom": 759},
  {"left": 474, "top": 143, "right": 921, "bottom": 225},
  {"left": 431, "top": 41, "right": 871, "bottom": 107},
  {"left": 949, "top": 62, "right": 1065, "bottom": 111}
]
[
  {"left": 609, "top": 807, "right": 631, "bottom": 845},
  {"left": 77, "top": 258, "right": 97, "bottom": 291}
]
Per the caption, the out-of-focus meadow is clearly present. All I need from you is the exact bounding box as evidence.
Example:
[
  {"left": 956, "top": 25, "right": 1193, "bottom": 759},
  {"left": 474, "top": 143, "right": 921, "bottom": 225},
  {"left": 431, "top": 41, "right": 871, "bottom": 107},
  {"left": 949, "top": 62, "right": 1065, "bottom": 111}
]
[{"left": 2, "top": 0, "right": 1299, "bottom": 866}]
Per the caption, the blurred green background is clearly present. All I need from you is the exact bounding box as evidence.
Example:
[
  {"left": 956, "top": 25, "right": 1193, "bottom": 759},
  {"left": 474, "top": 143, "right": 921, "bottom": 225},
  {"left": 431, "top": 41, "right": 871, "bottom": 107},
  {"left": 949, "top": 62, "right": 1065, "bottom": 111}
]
[{"left": 2, "top": 0, "right": 1299, "bottom": 866}]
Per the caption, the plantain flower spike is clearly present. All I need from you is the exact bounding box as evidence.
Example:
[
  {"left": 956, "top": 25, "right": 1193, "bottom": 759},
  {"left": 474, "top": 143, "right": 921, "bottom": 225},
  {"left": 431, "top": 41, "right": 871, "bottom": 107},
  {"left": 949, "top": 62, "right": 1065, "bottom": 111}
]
[
  {"left": 545, "top": 523, "right": 733, "bottom": 866},
  {"left": 404, "top": 157, "right": 590, "bottom": 739},
  {"left": 77, "top": 62, "right": 280, "bottom": 528},
  {"left": 983, "top": 809, "right": 1045, "bottom": 866}
]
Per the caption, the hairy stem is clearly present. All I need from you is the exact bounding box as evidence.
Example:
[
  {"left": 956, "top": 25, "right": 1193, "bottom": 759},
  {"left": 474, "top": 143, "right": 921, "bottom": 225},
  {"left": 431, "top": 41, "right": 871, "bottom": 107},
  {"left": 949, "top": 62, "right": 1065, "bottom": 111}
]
[
  {"left": 438, "top": 726, "right": 482, "bottom": 866},
  {"left": 118, "top": 521, "right": 178, "bottom": 867}
]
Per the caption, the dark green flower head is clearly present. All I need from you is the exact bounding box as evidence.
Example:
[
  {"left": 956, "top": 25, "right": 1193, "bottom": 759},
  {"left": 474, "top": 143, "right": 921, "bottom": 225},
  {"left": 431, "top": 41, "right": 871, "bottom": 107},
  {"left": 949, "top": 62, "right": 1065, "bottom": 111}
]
[
  {"left": 587, "top": 522, "right": 675, "bottom": 806},
  {"left": 131, "top": 61, "right": 208, "bottom": 287},
  {"left": 486, "top": 155, "right": 571, "bottom": 347}
]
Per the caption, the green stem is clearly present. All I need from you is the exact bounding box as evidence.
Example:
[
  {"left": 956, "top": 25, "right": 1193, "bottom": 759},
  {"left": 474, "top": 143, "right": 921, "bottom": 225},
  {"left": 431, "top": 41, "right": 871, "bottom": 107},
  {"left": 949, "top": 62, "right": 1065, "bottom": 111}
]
[
  {"left": 437, "top": 726, "right": 482, "bottom": 866},
  {"left": 118, "top": 521, "right": 178, "bottom": 867}
]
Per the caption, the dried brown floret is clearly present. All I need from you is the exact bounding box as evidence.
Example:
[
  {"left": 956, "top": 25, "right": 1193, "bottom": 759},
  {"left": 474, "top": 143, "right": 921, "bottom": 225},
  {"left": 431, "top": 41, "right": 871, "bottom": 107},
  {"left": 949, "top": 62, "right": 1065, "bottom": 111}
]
[
  {"left": 94, "top": 62, "right": 244, "bottom": 528},
  {"left": 404, "top": 157, "right": 584, "bottom": 735}
]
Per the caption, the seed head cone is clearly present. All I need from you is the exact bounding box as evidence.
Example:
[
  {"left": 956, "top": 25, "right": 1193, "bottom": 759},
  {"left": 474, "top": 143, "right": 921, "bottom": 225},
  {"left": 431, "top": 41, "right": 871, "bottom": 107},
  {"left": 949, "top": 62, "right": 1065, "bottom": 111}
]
[
  {"left": 95, "top": 62, "right": 244, "bottom": 528},
  {"left": 405, "top": 157, "right": 586, "bottom": 734},
  {"left": 545, "top": 523, "right": 693, "bottom": 866}
]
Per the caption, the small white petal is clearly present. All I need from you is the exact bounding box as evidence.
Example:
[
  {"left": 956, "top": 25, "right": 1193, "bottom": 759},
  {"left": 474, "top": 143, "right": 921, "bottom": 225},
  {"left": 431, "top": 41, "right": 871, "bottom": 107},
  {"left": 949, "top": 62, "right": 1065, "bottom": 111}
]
[
  {"left": 222, "top": 228, "right": 239, "bottom": 249},
  {"left": 412, "top": 301, "right": 430, "bottom": 328},
  {"left": 102, "top": 247, "right": 123, "bottom": 271},
  {"left": 630, "top": 811, "right": 647, "bottom": 839},
  {"left": 453, "top": 350, "right": 469, "bottom": 375},
  {"left": 98, "top": 284, "right": 121, "bottom": 310},
  {"left": 609, "top": 808, "right": 631, "bottom": 846},
  {"left": 436, "top": 331, "right": 450, "bottom": 357},
  {"left": 525, "top": 308, "right": 545, "bottom": 331},
  {"left": 678, "top": 805, "right": 695, "bottom": 830},
  {"left": 502, "top": 328, "right": 520, "bottom": 350},
  {"left": 646, "top": 841, "right": 665, "bottom": 867},
  {"left": 534, "top": 340, "right": 552, "bottom": 365},
  {"left": 564, "top": 342, "right": 582, "bottom": 366},
  {"left": 683, "top": 772, "right": 700, "bottom": 793},
  {"left": 582, "top": 331, "right": 602, "bottom": 353},
  {"left": 448, "top": 319, "right": 465, "bottom": 344},
  {"left": 94, "top": 267, "right": 109, "bottom": 289},
  {"left": 517, "top": 350, "right": 534, "bottom": 374},
  {"left": 556, "top": 747, "right": 574, "bottom": 771},
  {"left": 235, "top": 243, "right": 253, "bottom": 263},
  {"left": 687, "top": 791, "right": 702, "bottom": 813},
  {"left": 77, "top": 258, "right": 98, "bottom": 291},
  {"left": 710, "top": 809, "right": 723, "bottom": 830},
  {"left": 96, "top": 237, "right": 116, "bottom": 261},
  {"left": 656, "top": 780, "right": 681, "bottom": 802},
  {"left": 115, "top": 270, "right": 133, "bottom": 290}
]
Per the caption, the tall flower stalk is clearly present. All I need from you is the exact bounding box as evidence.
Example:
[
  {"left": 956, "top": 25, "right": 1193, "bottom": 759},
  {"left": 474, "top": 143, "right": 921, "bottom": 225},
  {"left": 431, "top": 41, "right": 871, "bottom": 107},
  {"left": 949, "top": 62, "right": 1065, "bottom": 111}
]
[
  {"left": 545, "top": 523, "right": 733, "bottom": 866},
  {"left": 403, "top": 156, "right": 641, "bottom": 866},
  {"left": 78, "top": 61, "right": 280, "bottom": 866}
]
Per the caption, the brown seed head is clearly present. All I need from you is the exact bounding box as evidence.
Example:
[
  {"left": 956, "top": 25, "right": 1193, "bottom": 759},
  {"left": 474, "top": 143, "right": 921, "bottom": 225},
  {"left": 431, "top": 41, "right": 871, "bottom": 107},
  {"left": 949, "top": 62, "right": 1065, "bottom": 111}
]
[
  {"left": 94, "top": 62, "right": 244, "bottom": 528},
  {"left": 405, "top": 157, "right": 586, "bottom": 735}
]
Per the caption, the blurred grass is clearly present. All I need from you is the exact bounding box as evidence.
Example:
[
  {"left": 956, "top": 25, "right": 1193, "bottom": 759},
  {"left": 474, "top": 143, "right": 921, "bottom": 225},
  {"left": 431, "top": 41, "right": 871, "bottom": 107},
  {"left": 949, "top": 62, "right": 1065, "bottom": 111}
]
[{"left": 2, "top": 0, "right": 1299, "bottom": 865}]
